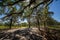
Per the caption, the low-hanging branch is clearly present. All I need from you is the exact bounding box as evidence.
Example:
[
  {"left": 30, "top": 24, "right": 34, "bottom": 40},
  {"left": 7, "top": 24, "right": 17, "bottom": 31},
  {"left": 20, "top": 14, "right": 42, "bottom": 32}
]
[
  {"left": 2, "top": 0, "right": 53, "bottom": 19},
  {"left": 44, "top": 0, "right": 53, "bottom": 7},
  {"left": 2, "top": 2, "right": 43, "bottom": 18}
]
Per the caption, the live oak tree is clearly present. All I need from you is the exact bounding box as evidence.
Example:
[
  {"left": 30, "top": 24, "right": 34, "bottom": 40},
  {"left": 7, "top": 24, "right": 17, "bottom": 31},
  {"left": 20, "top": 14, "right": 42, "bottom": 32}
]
[
  {"left": 1, "top": 1, "right": 58, "bottom": 40},
  {"left": 0, "top": 0, "right": 54, "bottom": 36}
]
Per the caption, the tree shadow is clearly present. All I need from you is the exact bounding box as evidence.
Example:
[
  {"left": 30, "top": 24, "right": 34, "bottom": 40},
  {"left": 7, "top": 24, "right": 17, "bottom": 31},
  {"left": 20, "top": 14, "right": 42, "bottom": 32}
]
[
  {"left": 0, "top": 28, "right": 60, "bottom": 40},
  {"left": 0, "top": 28, "right": 43, "bottom": 40}
]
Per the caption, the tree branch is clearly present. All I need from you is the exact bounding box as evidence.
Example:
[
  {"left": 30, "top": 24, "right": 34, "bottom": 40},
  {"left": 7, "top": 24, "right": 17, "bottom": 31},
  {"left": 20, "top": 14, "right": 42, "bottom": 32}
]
[
  {"left": 1, "top": 0, "right": 25, "bottom": 6},
  {"left": 2, "top": 1, "right": 45, "bottom": 19},
  {"left": 2, "top": 0, "right": 53, "bottom": 19}
]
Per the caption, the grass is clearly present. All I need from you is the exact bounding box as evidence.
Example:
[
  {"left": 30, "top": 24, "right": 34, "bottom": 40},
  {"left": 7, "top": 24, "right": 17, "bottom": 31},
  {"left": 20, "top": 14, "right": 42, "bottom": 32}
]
[
  {"left": 48, "top": 26, "right": 60, "bottom": 30},
  {"left": 0, "top": 26, "right": 9, "bottom": 29},
  {"left": 0, "top": 26, "right": 60, "bottom": 30},
  {"left": 0, "top": 26, "right": 27, "bottom": 29}
]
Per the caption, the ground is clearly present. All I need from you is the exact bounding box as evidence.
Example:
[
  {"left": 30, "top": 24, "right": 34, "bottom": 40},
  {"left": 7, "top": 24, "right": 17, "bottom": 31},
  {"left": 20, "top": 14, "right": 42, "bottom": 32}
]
[{"left": 0, "top": 27, "right": 60, "bottom": 40}]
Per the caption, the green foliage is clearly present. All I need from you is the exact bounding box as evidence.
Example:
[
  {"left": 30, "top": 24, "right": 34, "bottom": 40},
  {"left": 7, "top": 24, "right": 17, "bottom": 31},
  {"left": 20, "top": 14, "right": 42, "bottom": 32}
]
[
  {"left": 20, "top": 22, "right": 28, "bottom": 27},
  {"left": 0, "top": 0, "right": 59, "bottom": 30}
]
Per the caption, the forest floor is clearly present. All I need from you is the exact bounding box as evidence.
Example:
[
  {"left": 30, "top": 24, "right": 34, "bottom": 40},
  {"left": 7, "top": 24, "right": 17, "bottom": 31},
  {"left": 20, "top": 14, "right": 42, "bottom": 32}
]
[{"left": 0, "top": 27, "right": 60, "bottom": 40}]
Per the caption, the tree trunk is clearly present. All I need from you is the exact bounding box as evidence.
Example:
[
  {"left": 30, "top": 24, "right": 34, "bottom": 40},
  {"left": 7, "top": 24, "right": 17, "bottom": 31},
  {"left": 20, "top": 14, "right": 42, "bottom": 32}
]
[
  {"left": 9, "top": 18, "right": 12, "bottom": 29},
  {"left": 27, "top": 17, "right": 31, "bottom": 28},
  {"left": 28, "top": 21, "right": 30, "bottom": 28},
  {"left": 36, "top": 16, "right": 40, "bottom": 31}
]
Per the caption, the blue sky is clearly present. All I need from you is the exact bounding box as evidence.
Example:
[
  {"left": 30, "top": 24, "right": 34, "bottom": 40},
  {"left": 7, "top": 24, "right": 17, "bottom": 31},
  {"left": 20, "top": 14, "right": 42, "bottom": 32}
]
[{"left": 49, "top": 0, "right": 60, "bottom": 22}]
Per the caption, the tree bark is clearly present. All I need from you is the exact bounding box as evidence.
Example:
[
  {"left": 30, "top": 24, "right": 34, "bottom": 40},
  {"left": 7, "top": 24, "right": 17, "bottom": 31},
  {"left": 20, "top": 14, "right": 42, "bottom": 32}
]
[
  {"left": 9, "top": 18, "right": 12, "bottom": 29},
  {"left": 27, "top": 17, "right": 31, "bottom": 28},
  {"left": 36, "top": 16, "right": 40, "bottom": 31}
]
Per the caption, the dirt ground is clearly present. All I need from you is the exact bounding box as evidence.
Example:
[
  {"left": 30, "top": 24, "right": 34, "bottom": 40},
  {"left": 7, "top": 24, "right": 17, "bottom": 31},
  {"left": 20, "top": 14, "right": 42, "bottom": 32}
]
[{"left": 0, "top": 27, "right": 60, "bottom": 40}]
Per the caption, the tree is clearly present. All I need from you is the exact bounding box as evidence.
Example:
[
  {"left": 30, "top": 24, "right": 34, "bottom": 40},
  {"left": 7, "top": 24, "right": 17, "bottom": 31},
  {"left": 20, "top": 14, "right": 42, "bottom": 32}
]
[{"left": 0, "top": 0, "right": 54, "bottom": 30}]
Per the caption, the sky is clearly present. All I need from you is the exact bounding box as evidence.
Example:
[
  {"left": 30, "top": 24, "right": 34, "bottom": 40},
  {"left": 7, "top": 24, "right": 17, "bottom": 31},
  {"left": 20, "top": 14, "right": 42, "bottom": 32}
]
[{"left": 49, "top": 0, "right": 60, "bottom": 22}]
